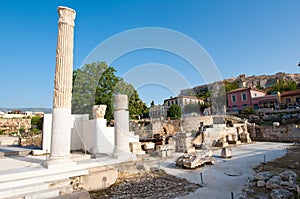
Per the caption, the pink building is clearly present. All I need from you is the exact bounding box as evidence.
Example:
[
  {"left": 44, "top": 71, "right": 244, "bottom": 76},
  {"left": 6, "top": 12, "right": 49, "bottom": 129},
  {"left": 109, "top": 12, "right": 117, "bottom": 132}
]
[{"left": 227, "top": 88, "right": 266, "bottom": 112}]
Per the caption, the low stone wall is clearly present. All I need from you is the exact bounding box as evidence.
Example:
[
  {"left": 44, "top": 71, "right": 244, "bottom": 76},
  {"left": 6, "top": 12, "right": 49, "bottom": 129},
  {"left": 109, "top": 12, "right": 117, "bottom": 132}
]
[
  {"left": 149, "top": 116, "right": 214, "bottom": 135},
  {"left": 248, "top": 124, "right": 300, "bottom": 142},
  {"left": 0, "top": 118, "right": 31, "bottom": 134}
]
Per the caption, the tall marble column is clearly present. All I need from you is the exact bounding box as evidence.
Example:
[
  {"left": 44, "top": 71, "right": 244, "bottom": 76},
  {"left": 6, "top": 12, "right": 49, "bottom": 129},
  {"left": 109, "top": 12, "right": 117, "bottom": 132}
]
[
  {"left": 46, "top": 6, "right": 76, "bottom": 168},
  {"left": 113, "top": 94, "right": 135, "bottom": 160}
]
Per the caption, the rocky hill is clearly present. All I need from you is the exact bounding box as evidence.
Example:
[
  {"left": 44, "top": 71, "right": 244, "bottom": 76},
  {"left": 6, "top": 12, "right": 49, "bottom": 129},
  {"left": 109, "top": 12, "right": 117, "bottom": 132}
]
[{"left": 180, "top": 72, "right": 300, "bottom": 96}]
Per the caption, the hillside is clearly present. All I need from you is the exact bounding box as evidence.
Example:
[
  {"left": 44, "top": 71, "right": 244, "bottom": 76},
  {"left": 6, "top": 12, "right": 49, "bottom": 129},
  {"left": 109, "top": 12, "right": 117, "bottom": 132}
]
[{"left": 180, "top": 72, "right": 300, "bottom": 96}]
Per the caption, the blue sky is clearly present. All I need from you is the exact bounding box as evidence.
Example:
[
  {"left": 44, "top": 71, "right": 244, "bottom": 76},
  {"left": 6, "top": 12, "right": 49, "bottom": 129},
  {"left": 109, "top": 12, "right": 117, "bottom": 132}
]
[{"left": 0, "top": 0, "right": 299, "bottom": 108}]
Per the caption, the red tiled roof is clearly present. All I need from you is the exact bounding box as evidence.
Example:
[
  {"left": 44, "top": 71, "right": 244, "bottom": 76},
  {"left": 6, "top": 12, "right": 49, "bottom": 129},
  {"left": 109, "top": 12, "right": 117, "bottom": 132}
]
[
  {"left": 281, "top": 90, "right": 300, "bottom": 97},
  {"left": 226, "top": 87, "right": 250, "bottom": 93}
]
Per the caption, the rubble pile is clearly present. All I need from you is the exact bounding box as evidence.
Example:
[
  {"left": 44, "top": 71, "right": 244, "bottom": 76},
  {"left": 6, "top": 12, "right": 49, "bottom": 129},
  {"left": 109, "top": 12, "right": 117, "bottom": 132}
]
[
  {"left": 90, "top": 171, "right": 200, "bottom": 199},
  {"left": 248, "top": 170, "right": 299, "bottom": 199}
]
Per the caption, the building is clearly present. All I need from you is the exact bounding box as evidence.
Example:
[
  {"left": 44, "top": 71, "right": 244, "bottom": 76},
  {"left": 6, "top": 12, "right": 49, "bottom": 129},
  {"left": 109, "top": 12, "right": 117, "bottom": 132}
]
[
  {"left": 227, "top": 88, "right": 266, "bottom": 112},
  {"left": 163, "top": 96, "right": 204, "bottom": 108},
  {"left": 164, "top": 96, "right": 205, "bottom": 115},
  {"left": 251, "top": 94, "right": 279, "bottom": 110},
  {"left": 279, "top": 90, "right": 300, "bottom": 107},
  {"left": 149, "top": 105, "right": 167, "bottom": 120}
]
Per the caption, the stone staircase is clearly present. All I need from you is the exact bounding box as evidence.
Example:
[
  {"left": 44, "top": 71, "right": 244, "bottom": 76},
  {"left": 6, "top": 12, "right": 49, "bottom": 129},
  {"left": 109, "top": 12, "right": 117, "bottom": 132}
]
[{"left": 0, "top": 164, "right": 89, "bottom": 199}]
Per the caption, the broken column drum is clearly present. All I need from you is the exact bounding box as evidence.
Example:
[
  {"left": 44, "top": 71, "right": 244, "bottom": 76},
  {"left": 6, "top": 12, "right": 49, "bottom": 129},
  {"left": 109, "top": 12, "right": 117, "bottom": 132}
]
[
  {"left": 113, "top": 94, "right": 131, "bottom": 155},
  {"left": 47, "top": 6, "right": 76, "bottom": 166}
]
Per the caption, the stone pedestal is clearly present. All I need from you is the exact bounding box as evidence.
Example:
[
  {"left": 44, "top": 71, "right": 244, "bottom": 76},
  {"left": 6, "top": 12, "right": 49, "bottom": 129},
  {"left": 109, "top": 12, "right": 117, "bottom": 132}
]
[
  {"left": 129, "top": 142, "right": 145, "bottom": 155},
  {"left": 113, "top": 94, "right": 135, "bottom": 160},
  {"left": 221, "top": 148, "right": 232, "bottom": 158},
  {"left": 46, "top": 6, "right": 76, "bottom": 168}
]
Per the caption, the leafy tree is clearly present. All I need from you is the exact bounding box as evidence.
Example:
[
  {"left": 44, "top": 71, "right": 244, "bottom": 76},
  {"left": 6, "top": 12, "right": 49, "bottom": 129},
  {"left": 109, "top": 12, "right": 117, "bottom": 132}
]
[
  {"left": 95, "top": 66, "right": 122, "bottom": 121},
  {"left": 269, "top": 79, "right": 297, "bottom": 93},
  {"left": 200, "top": 102, "right": 210, "bottom": 113},
  {"left": 167, "top": 104, "right": 181, "bottom": 120},
  {"left": 196, "top": 91, "right": 210, "bottom": 100},
  {"left": 31, "top": 116, "right": 43, "bottom": 130},
  {"left": 72, "top": 62, "right": 109, "bottom": 116},
  {"left": 72, "top": 61, "right": 147, "bottom": 121},
  {"left": 224, "top": 80, "right": 239, "bottom": 92},
  {"left": 150, "top": 100, "right": 155, "bottom": 107},
  {"left": 128, "top": 90, "right": 148, "bottom": 119}
]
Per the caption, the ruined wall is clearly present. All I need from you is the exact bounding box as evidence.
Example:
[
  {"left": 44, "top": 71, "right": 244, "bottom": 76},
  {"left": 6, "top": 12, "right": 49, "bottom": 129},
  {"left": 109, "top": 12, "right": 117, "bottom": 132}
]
[
  {"left": 0, "top": 118, "right": 31, "bottom": 133},
  {"left": 248, "top": 124, "right": 300, "bottom": 142},
  {"left": 149, "top": 116, "right": 214, "bottom": 134}
]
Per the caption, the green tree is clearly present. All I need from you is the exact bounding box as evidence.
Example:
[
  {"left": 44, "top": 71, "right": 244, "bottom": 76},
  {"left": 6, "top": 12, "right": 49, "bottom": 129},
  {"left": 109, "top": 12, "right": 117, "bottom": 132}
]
[
  {"left": 200, "top": 101, "right": 210, "bottom": 113},
  {"left": 72, "top": 61, "right": 147, "bottom": 121},
  {"left": 224, "top": 80, "right": 239, "bottom": 92},
  {"left": 150, "top": 100, "right": 155, "bottom": 107},
  {"left": 196, "top": 91, "right": 210, "bottom": 100},
  {"left": 167, "top": 104, "right": 181, "bottom": 120},
  {"left": 269, "top": 79, "right": 297, "bottom": 93},
  {"left": 31, "top": 116, "right": 43, "bottom": 130},
  {"left": 72, "top": 62, "right": 109, "bottom": 116},
  {"left": 128, "top": 90, "right": 148, "bottom": 119},
  {"left": 95, "top": 66, "right": 122, "bottom": 121}
]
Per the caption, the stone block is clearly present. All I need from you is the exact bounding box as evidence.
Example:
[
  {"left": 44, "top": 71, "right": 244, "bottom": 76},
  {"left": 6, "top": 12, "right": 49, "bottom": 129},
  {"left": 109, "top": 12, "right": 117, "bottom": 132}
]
[
  {"left": 143, "top": 142, "right": 155, "bottom": 150},
  {"left": 187, "top": 147, "right": 195, "bottom": 154},
  {"left": 82, "top": 167, "right": 118, "bottom": 191},
  {"left": 129, "top": 142, "right": 145, "bottom": 155},
  {"left": 220, "top": 148, "right": 232, "bottom": 158}
]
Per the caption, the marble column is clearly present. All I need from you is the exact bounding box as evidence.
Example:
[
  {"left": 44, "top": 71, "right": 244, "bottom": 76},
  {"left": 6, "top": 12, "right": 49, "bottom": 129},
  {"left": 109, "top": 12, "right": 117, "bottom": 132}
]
[
  {"left": 113, "top": 94, "right": 134, "bottom": 159},
  {"left": 46, "top": 6, "right": 76, "bottom": 168}
]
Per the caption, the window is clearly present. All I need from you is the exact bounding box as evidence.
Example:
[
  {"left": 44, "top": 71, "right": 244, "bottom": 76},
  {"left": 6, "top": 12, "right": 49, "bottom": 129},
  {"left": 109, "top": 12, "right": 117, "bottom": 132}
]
[
  {"left": 231, "top": 95, "right": 236, "bottom": 103},
  {"left": 296, "top": 97, "right": 300, "bottom": 102},
  {"left": 243, "top": 104, "right": 247, "bottom": 109},
  {"left": 253, "top": 104, "right": 259, "bottom": 110},
  {"left": 242, "top": 93, "right": 247, "bottom": 101},
  {"left": 286, "top": 98, "right": 291, "bottom": 103},
  {"left": 232, "top": 105, "right": 237, "bottom": 111}
]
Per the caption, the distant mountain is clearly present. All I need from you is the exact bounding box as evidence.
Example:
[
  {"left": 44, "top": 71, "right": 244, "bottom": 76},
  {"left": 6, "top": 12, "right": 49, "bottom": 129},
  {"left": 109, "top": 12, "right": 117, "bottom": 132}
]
[{"left": 0, "top": 108, "right": 52, "bottom": 114}]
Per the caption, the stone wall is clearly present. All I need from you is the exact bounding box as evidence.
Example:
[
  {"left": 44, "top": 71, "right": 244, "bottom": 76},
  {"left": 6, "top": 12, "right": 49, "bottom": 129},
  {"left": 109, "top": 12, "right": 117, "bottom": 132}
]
[
  {"left": 149, "top": 116, "right": 214, "bottom": 135},
  {"left": 248, "top": 124, "right": 300, "bottom": 142},
  {"left": 0, "top": 118, "right": 31, "bottom": 133}
]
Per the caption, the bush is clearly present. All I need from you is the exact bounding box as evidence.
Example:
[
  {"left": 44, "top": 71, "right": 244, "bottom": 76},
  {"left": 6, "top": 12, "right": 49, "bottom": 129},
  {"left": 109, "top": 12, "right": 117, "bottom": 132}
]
[
  {"left": 167, "top": 104, "right": 181, "bottom": 120},
  {"left": 242, "top": 107, "right": 255, "bottom": 114}
]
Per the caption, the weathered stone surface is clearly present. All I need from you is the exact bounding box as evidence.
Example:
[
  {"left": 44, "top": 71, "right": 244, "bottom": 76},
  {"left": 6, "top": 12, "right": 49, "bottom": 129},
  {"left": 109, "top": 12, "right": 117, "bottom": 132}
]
[
  {"left": 53, "top": 6, "right": 76, "bottom": 109},
  {"left": 270, "top": 189, "right": 294, "bottom": 199},
  {"left": 50, "top": 191, "right": 91, "bottom": 199},
  {"left": 279, "top": 170, "right": 297, "bottom": 181},
  {"left": 257, "top": 180, "right": 266, "bottom": 187},
  {"left": 129, "top": 142, "right": 145, "bottom": 155},
  {"left": 0, "top": 118, "right": 31, "bottom": 134},
  {"left": 92, "top": 105, "right": 106, "bottom": 119},
  {"left": 266, "top": 176, "right": 282, "bottom": 190},
  {"left": 82, "top": 167, "right": 118, "bottom": 191},
  {"left": 256, "top": 171, "right": 275, "bottom": 181},
  {"left": 220, "top": 148, "right": 232, "bottom": 158}
]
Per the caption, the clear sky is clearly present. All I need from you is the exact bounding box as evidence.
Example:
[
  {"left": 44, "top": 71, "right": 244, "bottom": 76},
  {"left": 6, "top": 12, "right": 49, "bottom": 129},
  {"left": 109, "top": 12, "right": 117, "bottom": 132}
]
[{"left": 0, "top": 0, "right": 299, "bottom": 108}]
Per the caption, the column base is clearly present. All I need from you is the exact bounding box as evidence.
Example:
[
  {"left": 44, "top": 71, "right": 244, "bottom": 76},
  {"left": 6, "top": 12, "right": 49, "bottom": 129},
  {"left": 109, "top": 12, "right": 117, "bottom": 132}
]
[
  {"left": 44, "top": 156, "right": 76, "bottom": 169},
  {"left": 112, "top": 149, "right": 136, "bottom": 161}
]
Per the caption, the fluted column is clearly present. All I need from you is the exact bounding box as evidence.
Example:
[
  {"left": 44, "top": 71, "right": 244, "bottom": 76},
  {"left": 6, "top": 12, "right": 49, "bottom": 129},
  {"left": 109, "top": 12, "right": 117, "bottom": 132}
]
[{"left": 47, "top": 6, "right": 76, "bottom": 168}]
